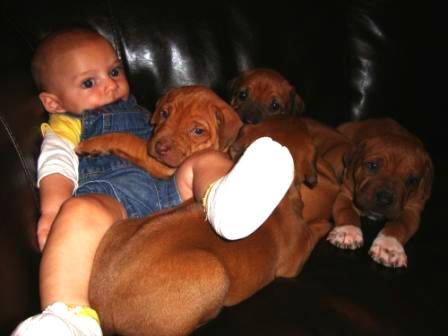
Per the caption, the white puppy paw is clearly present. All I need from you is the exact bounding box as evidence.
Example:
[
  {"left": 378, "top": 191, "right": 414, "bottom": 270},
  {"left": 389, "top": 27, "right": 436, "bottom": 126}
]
[
  {"left": 369, "top": 233, "right": 407, "bottom": 268},
  {"left": 327, "top": 225, "right": 364, "bottom": 250}
]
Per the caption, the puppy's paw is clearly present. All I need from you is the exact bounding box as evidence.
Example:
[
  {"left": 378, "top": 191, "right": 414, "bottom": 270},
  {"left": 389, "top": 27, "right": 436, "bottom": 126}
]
[
  {"left": 75, "top": 141, "right": 106, "bottom": 156},
  {"left": 369, "top": 233, "right": 407, "bottom": 268},
  {"left": 327, "top": 225, "right": 364, "bottom": 250}
]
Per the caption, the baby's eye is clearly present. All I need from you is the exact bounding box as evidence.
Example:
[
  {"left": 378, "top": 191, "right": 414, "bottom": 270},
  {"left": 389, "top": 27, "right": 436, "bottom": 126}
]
[
  {"left": 81, "top": 78, "right": 95, "bottom": 89},
  {"left": 110, "top": 66, "right": 121, "bottom": 78}
]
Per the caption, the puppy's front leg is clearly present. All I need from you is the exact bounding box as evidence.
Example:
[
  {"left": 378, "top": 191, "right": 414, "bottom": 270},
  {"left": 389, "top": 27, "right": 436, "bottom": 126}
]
[
  {"left": 369, "top": 207, "right": 420, "bottom": 267},
  {"left": 76, "top": 133, "right": 175, "bottom": 178},
  {"left": 328, "top": 189, "right": 364, "bottom": 249}
]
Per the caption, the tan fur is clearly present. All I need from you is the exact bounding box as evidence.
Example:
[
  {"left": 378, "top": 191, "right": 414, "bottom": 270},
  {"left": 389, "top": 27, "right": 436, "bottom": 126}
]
[
  {"left": 90, "top": 187, "right": 330, "bottom": 335},
  {"left": 84, "top": 88, "right": 331, "bottom": 335},
  {"left": 76, "top": 85, "right": 243, "bottom": 177}
]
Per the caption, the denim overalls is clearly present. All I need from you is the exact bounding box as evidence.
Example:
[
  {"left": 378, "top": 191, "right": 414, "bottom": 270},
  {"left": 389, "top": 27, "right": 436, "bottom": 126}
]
[{"left": 74, "top": 95, "right": 181, "bottom": 218}]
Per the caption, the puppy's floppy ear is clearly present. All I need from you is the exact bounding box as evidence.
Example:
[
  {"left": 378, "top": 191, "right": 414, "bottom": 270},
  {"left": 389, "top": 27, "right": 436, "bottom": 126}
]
[
  {"left": 342, "top": 142, "right": 364, "bottom": 180},
  {"left": 150, "top": 89, "right": 172, "bottom": 125},
  {"left": 295, "top": 146, "right": 318, "bottom": 189},
  {"left": 287, "top": 90, "right": 305, "bottom": 116},
  {"left": 150, "top": 105, "right": 162, "bottom": 125},
  {"left": 227, "top": 73, "right": 244, "bottom": 102},
  {"left": 215, "top": 103, "right": 243, "bottom": 151},
  {"left": 415, "top": 152, "right": 434, "bottom": 204}
]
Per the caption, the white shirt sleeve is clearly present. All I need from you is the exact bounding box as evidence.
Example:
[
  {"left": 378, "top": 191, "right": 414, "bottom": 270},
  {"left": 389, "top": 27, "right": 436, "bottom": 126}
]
[{"left": 37, "top": 128, "right": 79, "bottom": 193}]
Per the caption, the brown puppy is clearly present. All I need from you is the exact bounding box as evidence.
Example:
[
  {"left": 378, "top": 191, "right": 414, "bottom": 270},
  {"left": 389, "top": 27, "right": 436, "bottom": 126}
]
[
  {"left": 89, "top": 136, "right": 331, "bottom": 335},
  {"left": 328, "top": 118, "right": 433, "bottom": 268},
  {"left": 229, "top": 67, "right": 305, "bottom": 123},
  {"left": 230, "top": 115, "right": 340, "bottom": 225},
  {"left": 229, "top": 68, "right": 350, "bottom": 182},
  {"left": 79, "top": 86, "right": 330, "bottom": 335},
  {"left": 76, "top": 85, "right": 243, "bottom": 177}
]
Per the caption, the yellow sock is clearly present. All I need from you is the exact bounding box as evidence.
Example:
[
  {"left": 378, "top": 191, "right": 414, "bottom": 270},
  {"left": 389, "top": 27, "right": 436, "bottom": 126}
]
[{"left": 67, "top": 304, "right": 100, "bottom": 324}]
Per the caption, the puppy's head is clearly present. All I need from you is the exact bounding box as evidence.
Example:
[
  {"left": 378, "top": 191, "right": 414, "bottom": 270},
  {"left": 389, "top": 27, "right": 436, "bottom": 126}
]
[
  {"left": 229, "top": 68, "right": 305, "bottom": 124},
  {"left": 343, "top": 134, "right": 433, "bottom": 221},
  {"left": 149, "top": 85, "right": 242, "bottom": 167},
  {"left": 230, "top": 115, "right": 318, "bottom": 189}
]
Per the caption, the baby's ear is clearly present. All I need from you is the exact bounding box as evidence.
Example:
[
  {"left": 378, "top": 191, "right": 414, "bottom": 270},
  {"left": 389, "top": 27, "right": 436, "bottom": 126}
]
[{"left": 38, "top": 92, "right": 66, "bottom": 113}]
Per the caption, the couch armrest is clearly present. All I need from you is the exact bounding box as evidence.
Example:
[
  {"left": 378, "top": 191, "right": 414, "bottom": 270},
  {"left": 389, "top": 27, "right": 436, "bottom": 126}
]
[{"left": 0, "top": 67, "right": 43, "bottom": 331}]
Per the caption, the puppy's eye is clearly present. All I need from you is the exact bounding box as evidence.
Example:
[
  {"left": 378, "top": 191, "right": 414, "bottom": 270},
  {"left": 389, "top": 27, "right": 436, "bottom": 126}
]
[
  {"left": 160, "top": 110, "right": 169, "bottom": 119},
  {"left": 271, "top": 100, "right": 281, "bottom": 111},
  {"left": 238, "top": 90, "right": 248, "bottom": 101},
  {"left": 405, "top": 175, "right": 420, "bottom": 188},
  {"left": 366, "top": 161, "right": 380, "bottom": 173},
  {"left": 192, "top": 127, "right": 205, "bottom": 136}
]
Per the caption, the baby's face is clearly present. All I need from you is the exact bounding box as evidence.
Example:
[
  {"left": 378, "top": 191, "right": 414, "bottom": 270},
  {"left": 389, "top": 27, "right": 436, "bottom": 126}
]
[{"left": 46, "top": 37, "right": 130, "bottom": 113}]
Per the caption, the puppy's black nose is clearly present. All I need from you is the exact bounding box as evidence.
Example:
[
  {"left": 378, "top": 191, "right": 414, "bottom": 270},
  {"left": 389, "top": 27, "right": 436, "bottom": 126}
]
[{"left": 375, "top": 189, "right": 394, "bottom": 207}]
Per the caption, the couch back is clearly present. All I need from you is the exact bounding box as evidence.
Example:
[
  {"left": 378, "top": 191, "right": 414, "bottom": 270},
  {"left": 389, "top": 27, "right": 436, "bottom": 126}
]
[
  {"left": 1, "top": 1, "right": 357, "bottom": 118},
  {"left": 0, "top": 0, "right": 422, "bottom": 333}
]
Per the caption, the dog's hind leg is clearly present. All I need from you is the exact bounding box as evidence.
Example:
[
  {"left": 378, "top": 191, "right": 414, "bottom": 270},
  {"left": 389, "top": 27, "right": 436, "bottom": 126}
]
[{"left": 112, "top": 249, "right": 230, "bottom": 336}]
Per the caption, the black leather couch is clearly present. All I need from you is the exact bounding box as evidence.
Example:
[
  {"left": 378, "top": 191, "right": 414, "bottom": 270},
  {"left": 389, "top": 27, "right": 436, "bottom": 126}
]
[{"left": 1, "top": 0, "right": 446, "bottom": 335}]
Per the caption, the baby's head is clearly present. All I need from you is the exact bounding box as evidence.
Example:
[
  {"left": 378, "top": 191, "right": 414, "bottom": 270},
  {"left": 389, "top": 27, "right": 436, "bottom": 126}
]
[{"left": 32, "top": 27, "right": 129, "bottom": 114}]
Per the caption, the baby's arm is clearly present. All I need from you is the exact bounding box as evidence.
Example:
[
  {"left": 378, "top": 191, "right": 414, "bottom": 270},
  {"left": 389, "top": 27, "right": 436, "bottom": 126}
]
[
  {"left": 37, "top": 128, "right": 79, "bottom": 250},
  {"left": 37, "top": 174, "right": 74, "bottom": 250}
]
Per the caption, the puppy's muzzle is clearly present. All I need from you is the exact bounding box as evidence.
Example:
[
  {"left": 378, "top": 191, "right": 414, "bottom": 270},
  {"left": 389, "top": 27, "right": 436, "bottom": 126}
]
[
  {"left": 355, "top": 187, "right": 397, "bottom": 220},
  {"left": 155, "top": 139, "right": 171, "bottom": 157},
  {"left": 375, "top": 189, "right": 395, "bottom": 208}
]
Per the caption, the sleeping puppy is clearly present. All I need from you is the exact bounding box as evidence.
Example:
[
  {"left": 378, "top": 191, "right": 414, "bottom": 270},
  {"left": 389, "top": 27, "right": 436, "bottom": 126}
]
[
  {"left": 229, "top": 67, "right": 350, "bottom": 182},
  {"left": 328, "top": 118, "right": 433, "bottom": 268}
]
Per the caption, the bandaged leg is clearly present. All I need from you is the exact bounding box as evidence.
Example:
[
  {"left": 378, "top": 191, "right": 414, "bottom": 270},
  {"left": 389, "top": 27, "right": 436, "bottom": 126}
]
[{"left": 204, "top": 137, "right": 294, "bottom": 240}]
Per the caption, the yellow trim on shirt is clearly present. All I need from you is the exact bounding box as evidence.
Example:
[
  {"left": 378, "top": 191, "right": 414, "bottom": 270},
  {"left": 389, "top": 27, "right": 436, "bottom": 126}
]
[{"left": 41, "top": 114, "right": 82, "bottom": 146}]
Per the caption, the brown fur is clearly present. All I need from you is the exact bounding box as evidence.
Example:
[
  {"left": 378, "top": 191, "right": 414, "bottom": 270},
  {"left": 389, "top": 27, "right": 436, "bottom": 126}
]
[
  {"left": 76, "top": 85, "right": 243, "bottom": 177},
  {"left": 229, "top": 68, "right": 350, "bottom": 182},
  {"left": 83, "top": 87, "right": 331, "bottom": 335},
  {"left": 230, "top": 67, "right": 304, "bottom": 123},
  {"left": 328, "top": 118, "right": 433, "bottom": 267},
  {"left": 90, "top": 187, "right": 330, "bottom": 335},
  {"left": 230, "top": 115, "right": 340, "bottom": 225}
]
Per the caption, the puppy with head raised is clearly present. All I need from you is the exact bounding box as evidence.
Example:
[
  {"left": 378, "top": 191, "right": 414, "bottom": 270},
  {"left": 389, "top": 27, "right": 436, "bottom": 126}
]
[
  {"left": 328, "top": 118, "right": 433, "bottom": 268},
  {"left": 229, "top": 68, "right": 350, "bottom": 182},
  {"left": 230, "top": 67, "right": 305, "bottom": 124}
]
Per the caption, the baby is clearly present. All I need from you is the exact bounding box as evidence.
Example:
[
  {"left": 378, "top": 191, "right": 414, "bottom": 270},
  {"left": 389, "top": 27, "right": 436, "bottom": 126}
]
[{"left": 12, "top": 27, "right": 294, "bottom": 336}]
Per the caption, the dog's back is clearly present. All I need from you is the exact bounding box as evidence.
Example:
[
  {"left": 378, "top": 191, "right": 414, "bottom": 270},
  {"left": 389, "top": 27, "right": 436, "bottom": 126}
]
[{"left": 90, "top": 184, "right": 330, "bottom": 335}]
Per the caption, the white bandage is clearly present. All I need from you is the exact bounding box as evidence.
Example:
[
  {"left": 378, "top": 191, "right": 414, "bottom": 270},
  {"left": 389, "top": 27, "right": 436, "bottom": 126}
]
[{"left": 205, "top": 137, "right": 294, "bottom": 240}]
